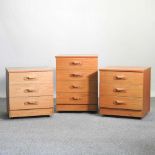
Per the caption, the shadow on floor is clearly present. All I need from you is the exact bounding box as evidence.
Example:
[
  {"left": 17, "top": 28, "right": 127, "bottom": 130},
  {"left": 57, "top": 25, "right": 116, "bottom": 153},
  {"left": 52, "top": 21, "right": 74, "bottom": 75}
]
[{"left": 0, "top": 98, "right": 8, "bottom": 120}]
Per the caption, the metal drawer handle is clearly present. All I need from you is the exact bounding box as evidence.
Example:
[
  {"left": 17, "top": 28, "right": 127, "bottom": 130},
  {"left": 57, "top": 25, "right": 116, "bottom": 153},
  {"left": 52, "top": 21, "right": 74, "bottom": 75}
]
[
  {"left": 113, "top": 100, "right": 125, "bottom": 105},
  {"left": 72, "top": 85, "right": 80, "bottom": 89},
  {"left": 24, "top": 101, "right": 38, "bottom": 105},
  {"left": 114, "top": 75, "right": 126, "bottom": 80},
  {"left": 72, "top": 97, "right": 81, "bottom": 100},
  {"left": 71, "top": 73, "right": 83, "bottom": 77},
  {"left": 113, "top": 88, "right": 126, "bottom": 92},
  {"left": 72, "top": 61, "right": 81, "bottom": 65},
  {"left": 24, "top": 77, "right": 36, "bottom": 80},
  {"left": 24, "top": 89, "right": 36, "bottom": 93}
]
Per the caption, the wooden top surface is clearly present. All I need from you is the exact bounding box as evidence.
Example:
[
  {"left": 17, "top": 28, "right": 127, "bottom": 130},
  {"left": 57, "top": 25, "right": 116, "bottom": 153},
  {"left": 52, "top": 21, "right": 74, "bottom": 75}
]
[
  {"left": 100, "top": 66, "right": 151, "bottom": 72},
  {"left": 6, "top": 67, "right": 53, "bottom": 73},
  {"left": 56, "top": 55, "right": 98, "bottom": 58}
]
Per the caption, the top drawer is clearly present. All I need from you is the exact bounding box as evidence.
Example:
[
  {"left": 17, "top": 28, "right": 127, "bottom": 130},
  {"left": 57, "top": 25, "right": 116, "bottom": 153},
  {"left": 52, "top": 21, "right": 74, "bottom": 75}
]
[
  {"left": 100, "top": 71, "right": 143, "bottom": 85},
  {"left": 56, "top": 57, "right": 98, "bottom": 70},
  {"left": 9, "top": 71, "right": 53, "bottom": 84}
]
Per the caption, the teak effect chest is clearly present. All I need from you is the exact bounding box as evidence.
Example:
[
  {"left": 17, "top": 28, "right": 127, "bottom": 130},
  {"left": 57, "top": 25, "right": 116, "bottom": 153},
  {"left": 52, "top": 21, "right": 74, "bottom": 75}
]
[
  {"left": 56, "top": 55, "right": 98, "bottom": 112},
  {"left": 99, "top": 67, "right": 151, "bottom": 118},
  {"left": 6, "top": 67, "right": 54, "bottom": 118}
]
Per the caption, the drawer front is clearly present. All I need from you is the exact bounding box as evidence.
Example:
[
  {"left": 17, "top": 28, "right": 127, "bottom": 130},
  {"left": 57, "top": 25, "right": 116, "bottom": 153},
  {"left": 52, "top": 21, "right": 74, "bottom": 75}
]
[
  {"left": 100, "top": 96, "right": 143, "bottom": 110},
  {"left": 56, "top": 70, "right": 97, "bottom": 81},
  {"left": 57, "top": 93, "right": 98, "bottom": 104},
  {"left": 56, "top": 57, "right": 97, "bottom": 70},
  {"left": 57, "top": 80, "right": 97, "bottom": 93},
  {"left": 9, "top": 71, "right": 53, "bottom": 84},
  {"left": 9, "top": 83, "right": 53, "bottom": 97},
  {"left": 100, "top": 84, "right": 143, "bottom": 97},
  {"left": 9, "top": 96, "right": 53, "bottom": 110},
  {"left": 100, "top": 71, "right": 143, "bottom": 85}
]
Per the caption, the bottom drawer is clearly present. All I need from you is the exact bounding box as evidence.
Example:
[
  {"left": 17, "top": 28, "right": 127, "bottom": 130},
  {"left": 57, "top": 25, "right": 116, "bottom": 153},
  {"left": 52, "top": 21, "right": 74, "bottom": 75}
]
[
  {"left": 56, "top": 104, "right": 98, "bottom": 112},
  {"left": 100, "top": 96, "right": 143, "bottom": 110},
  {"left": 9, "top": 108, "right": 53, "bottom": 118},
  {"left": 57, "top": 93, "right": 98, "bottom": 104},
  {"left": 9, "top": 96, "right": 53, "bottom": 110}
]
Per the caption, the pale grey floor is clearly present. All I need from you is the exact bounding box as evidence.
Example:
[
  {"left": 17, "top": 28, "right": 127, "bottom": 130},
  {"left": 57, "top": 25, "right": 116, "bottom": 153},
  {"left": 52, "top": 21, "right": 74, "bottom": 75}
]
[{"left": 0, "top": 98, "right": 155, "bottom": 155}]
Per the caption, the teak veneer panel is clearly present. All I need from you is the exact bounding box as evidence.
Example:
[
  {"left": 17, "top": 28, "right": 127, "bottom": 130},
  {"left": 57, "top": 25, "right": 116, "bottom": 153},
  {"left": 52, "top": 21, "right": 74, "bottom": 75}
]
[
  {"left": 99, "top": 96, "right": 143, "bottom": 110},
  {"left": 9, "top": 71, "right": 53, "bottom": 84},
  {"left": 9, "top": 96, "right": 53, "bottom": 110},
  {"left": 56, "top": 57, "right": 97, "bottom": 70},
  {"left": 57, "top": 80, "right": 97, "bottom": 93},
  {"left": 100, "top": 67, "right": 149, "bottom": 72},
  {"left": 56, "top": 55, "right": 98, "bottom": 112},
  {"left": 56, "top": 70, "right": 97, "bottom": 81},
  {"left": 56, "top": 105, "right": 97, "bottom": 112},
  {"left": 7, "top": 67, "right": 52, "bottom": 73},
  {"left": 6, "top": 67, "right": 54, "bottom": 118},
  {"left": 57, "top": 93, "right": 98, "bottom": 105},
  {"left": 99, "top": 67, "right": 151, "bottom": 118},
  {"left": 9, "top": 83, "right": 53, "bottom": 97},
  {"left": 100, "top": 84, "right": 143, "bottom": 97},
  {"left": 99, "top": 108, "right": 143, "bottom": 118},
  {"left": 100, "top": 71, "right": 143, "bottom": 85},
  {"left": 9, "top": 108, "right": 53, "bottom": 118},
  {"left": 143, "top": 68, "right": 151, "bottom": 114}
]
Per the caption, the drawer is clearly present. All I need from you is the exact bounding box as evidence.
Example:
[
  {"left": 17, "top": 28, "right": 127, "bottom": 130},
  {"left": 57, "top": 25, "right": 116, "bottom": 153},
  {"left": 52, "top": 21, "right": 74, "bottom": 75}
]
[
  {"left": 56, "top": 70, "right": 97, "bottom": 81},
  {"left": 100, "top": 71, "right": 143, "bottom": 85},
  {"left": 100, "top": 96, "right": 143, "bottom": 110},
  {"left": 56, "top": 57, "right": 97, "bottom": 70},
  {"left": 9, "top": 108, "right": 53, "bottom": 118},
  {"left": 57, "top": 93, "right": 98, "bottom": 104},
  {"left": 9, "top": 83, "right": 53, "bottom": 97},
  {"left": 57, "top": 80, "right": 97, "bottom": 93},
  {"left": 9, "top": 96, "right": 53, "bottom": 110},
  {"left": 100, "top": 84, "right": 143, "bottom": 97},
  {"left": 9, "top": 71, "right": 53, "bottom": 84}
]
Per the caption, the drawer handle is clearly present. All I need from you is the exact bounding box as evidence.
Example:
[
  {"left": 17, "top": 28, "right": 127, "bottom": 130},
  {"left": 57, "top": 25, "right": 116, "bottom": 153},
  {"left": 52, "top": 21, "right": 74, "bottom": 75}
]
[
  {"left": 24, "top": 101, "right": 38, "bottom": 105},
  {"left": 72, "top": 85, "right": 80, "bottom": 89},
  {"left": 24, "top": 77, "right": 36, "bottom": 80},
  {"left": 115, "top": 75, "right": 126, "bottom": 80},
  {"left": 114, "top": 88, "right": 126, "bottom": 92},
  {"left": 24, "top": 89, "right": 36, "bottom": 93},
  {"left": 113, "top": 100, "right": 125, "bottom": 105},
  {"left": 72, "top": 61, "right": 81, "bottom": 65},
  {"left": 72, "top": 97, "right": 81, "bottom": 100},
  {"left": 71, "top": 73, "right": 83, "bottom": 77}
]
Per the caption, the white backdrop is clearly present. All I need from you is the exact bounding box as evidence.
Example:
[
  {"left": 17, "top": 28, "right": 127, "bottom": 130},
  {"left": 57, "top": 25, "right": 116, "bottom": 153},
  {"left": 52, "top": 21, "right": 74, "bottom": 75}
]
[{"left": 0, "top": 0, "right": 154, "bottom": 97}]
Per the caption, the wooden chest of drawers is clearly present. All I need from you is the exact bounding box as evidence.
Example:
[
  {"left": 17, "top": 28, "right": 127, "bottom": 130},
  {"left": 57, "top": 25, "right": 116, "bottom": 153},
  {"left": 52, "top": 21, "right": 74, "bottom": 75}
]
[
  {"left": 6, "top": 67, "right": 54, "bottom": 118},
  {"left": 99, "top": 67, "right": 151, "bottom": 118},
  {"left": 56, "top": 55, "right": 98, "bottom": 111}
]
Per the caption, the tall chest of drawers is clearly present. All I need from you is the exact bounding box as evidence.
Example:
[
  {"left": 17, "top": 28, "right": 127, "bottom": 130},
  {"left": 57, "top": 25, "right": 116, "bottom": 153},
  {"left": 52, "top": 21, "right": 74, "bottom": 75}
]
[
  {"left": 6, "top": 67, "right": 54, "bottom": 118},
  {"left": 56, "top": 55, "right": 98, "bottom": 112},
  {"left": 99, "top": 67, "right": 151, "bottom": 118}
]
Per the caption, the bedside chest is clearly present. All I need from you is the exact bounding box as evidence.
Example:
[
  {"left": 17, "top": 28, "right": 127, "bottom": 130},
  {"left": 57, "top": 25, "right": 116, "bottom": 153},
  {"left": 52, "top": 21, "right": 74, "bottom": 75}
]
[
  {"left": 99, "top": 67, "right": 151, "bottom": 118},
  {"left": 6, "top": 67, "right": 54, "bottom": 118},
  {"left": 56, "top": 55, "right": 98, "bottom": 112}
]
